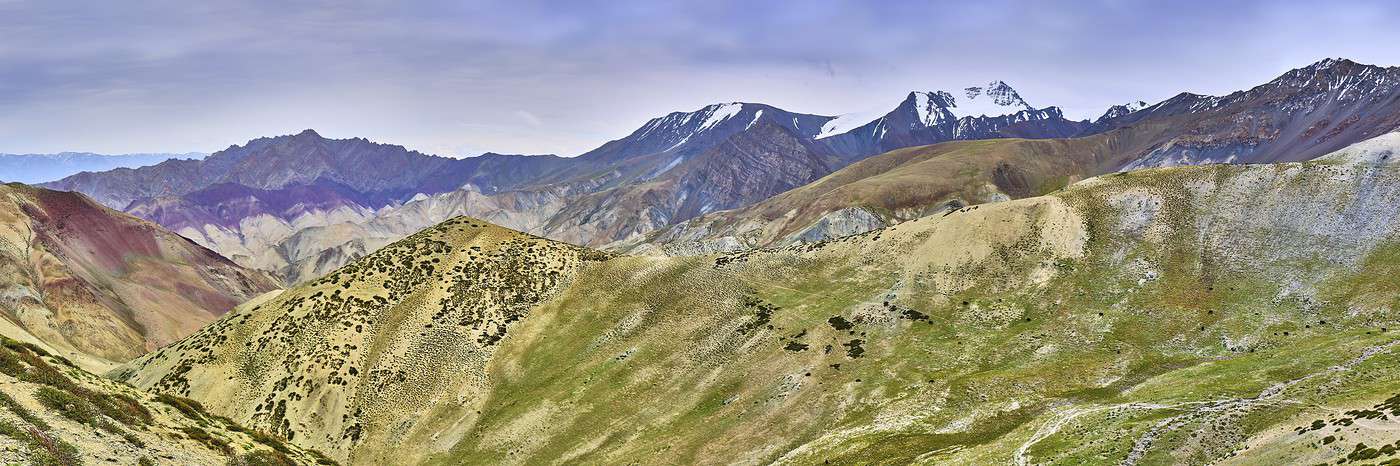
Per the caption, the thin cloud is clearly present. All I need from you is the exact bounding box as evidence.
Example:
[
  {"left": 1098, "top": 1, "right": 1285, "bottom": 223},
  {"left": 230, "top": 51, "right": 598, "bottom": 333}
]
[{"left": 1, "top": 0, "right": 1399, "bottom": 156}]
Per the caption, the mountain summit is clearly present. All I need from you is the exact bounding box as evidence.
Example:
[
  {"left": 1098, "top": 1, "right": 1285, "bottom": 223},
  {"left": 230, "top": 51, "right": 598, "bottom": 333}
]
[
  {"left": 956, "top": 80, "right": 1035, "bottom": 117},
  {"left": 814, "top": 81, "right": 1085, "bottom": 159}
]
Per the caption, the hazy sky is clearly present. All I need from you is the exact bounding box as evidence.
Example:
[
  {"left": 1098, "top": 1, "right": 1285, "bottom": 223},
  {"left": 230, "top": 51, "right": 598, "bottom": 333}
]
[{"left": 3, "top": 0, "right": 1400, "bottom": 157}]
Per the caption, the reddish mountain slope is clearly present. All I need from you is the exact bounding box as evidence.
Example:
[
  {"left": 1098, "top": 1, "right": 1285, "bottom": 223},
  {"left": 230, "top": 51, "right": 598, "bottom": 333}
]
[{"left": 0, "top": 182, "right": 277, "bottom": 369}]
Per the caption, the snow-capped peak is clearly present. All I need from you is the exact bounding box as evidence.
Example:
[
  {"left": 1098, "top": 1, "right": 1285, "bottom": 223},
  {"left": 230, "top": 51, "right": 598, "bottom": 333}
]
[
  {"left": 1095, "top": 100, "right": 1150, "bottom": 123},
  {"left": 1309, "top": 57, "right": 1353, "bottom": 71},
  {"left": 635, "top": 102, "right": 747, "bottom": 138},
  {"left": 816, "top": 83, "right": 1039, "bottom": 139},
  {"left": 628, "top": 102, "right": 753, "bottom": 151},
  {"left": 953, "top": 80, "right": 1034, "bottom": 118}
]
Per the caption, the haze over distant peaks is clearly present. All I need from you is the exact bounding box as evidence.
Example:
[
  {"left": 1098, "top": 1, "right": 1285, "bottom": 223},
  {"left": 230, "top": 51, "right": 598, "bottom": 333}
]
[{"left": 0, "top": 151, "right": 206, "bottom": 184}]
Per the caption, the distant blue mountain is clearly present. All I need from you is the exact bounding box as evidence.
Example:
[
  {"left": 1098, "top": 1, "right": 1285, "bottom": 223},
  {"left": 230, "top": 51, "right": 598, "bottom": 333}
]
[{"left": 0, "top": 152, "right": 206, "bottom": 184}]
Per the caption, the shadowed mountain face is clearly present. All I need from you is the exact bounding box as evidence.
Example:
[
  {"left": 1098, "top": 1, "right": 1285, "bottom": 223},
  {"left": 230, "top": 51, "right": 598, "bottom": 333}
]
[
  {"left": 118, "top": 134, "right": 1400, "bottom": 464},
  {"left": 40, "top": 129, "right": 573, "bottom": 211},
  {"left": 0, "top": 182, "right": 277, "bottom": 370},
  {"left": 1088, "top": 58, "right": 1400, "bottom": 168}
]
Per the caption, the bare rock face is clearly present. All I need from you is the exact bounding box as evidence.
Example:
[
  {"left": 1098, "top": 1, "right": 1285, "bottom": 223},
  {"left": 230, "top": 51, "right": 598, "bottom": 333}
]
[{"left": 785, "top": 207, "right": 887, "bottom": 244}]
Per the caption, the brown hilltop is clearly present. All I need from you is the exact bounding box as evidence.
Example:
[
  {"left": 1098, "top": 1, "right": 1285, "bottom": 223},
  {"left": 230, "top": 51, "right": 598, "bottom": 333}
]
[{"left": 116, "top": 216, "right": 611, "bottom": 462}]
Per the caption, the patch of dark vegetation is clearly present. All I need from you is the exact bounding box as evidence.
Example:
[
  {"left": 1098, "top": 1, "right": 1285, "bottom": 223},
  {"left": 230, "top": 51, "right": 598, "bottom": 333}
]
[
  {"left": 842, "top": 339, "right": 865, "bottom": 358},
  {"left": 1294, "top": 418, "right": 1326, "bottom": 434},
  {"left": 0, "top": 392, "right": 51, "bottom": 430},
  {"left": 34, "top": 386, "right": 148, "bottom": 437},
  {"left": 214, "top": 414, "right": 311, "bottom": 461},
  {"left": 897, "top": 307, "right": 931, "bottom": 323},
  {"left": 827, "top": 316, "right": 853, "bottom": 331},
  {"left": 1342, "top": 440, "right": 1400, "bottom": 463},
  {"left": 713, "top": 248, "right": 764, "bottom": 269},
  {"left": 0, "top": 335, "right": 150, "bottom": 447},
  {"left": 0, "top": 338, "right": 76, "bottom": 388},
  {"left": 736, "top": 295, "right": 780, "bottom": 334},
  {"left": 182, "top": 425, "right": 233, "bottom": 454},
  {"left": 157, "top": 393, "right": 211, "bottom": 424},
  {"left": 783, "top": 341, "right": 809, "bottom": 352},
  {"left": 0, "top": 419, "right": 80, "bottom": 466},
  {"left": 1297, "top": 393, "right": 1400, "bottom": 438},
  {"left": 1345, "top": 393, "right": 1400, "bottom": 421},
  {"left": 226, "top": 449, "right": 297, "bottom": 466}
]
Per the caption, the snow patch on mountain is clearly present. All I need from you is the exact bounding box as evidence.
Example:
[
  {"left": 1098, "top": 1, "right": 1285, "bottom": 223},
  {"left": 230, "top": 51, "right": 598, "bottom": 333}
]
[
  {"left": 912, "top": 91, "right": 956, "bottom": 126},
  {"left": 1095, "top": 100, "right": 1150, "bottom": 123},
  {"left": 698, "top": 103, "right": 745, "bottom": 132},
  {"left": 817, "top": 109, "right": 888, "bottom": 139},
  {"left": 746, "top": 109, "right": 765, "bottom": 130}
]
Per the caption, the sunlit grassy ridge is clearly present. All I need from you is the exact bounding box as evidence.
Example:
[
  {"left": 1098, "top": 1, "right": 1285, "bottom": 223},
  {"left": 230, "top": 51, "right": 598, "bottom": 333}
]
[{"left": 121, "top": 144, "right": 1400, "bottom": 464}]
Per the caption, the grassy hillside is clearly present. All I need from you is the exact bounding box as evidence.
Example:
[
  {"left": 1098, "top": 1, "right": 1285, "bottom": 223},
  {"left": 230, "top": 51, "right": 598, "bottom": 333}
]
[
  {"left": 0, "top": 334, "right": 334, "bottom": 465},
  {"left": 119, "top": 135, "right": 1400, "bottom": 465}
]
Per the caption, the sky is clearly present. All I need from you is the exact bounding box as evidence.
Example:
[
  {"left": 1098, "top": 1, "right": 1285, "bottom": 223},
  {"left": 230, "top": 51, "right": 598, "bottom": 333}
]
[{"left": 3, "top": 0, "right": 1400, "bottom": 158}]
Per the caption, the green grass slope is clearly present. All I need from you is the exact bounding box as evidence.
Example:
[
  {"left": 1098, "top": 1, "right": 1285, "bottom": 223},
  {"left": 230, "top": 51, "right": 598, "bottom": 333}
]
[{"left": 120, "top": 134, "right": 1400, "bottom": 465}]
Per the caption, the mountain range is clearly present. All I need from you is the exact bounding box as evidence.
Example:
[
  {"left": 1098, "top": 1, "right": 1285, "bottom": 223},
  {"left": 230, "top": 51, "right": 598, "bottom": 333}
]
[
  {"left": 0, "top": 57, "right": 1399, "bottom": 465},
  {"left": 113, "top": 133, "right": 1400, "bottom": 464},
  {"left": 34, "top": 59, "right": 1400, "bottom": 286}
]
